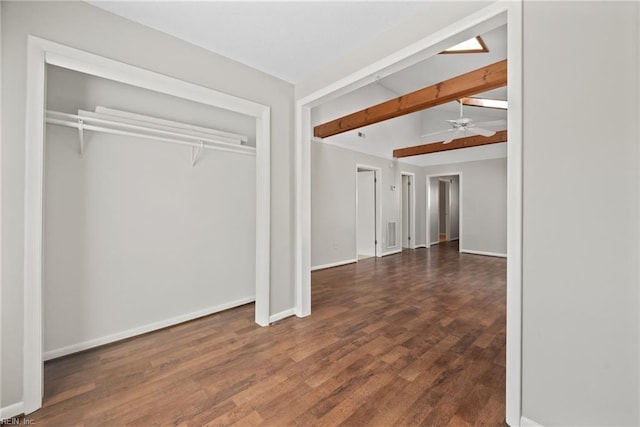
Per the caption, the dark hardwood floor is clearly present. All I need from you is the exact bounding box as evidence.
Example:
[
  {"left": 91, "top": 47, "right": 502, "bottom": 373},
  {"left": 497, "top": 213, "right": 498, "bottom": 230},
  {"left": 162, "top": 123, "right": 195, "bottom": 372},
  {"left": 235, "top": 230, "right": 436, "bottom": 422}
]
[{"left": 28, "top": 241, "right": 506, "bottom": 426}]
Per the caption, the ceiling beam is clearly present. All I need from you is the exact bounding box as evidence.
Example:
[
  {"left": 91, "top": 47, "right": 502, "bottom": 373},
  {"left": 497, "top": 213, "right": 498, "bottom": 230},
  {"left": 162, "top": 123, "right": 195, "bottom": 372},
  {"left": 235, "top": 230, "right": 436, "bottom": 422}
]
[
  {"left": 393, "top": 130, "right": 507, "bottom": 158},
  {"left": 314, "top": 59, "right": 507, "bottom": 139}
]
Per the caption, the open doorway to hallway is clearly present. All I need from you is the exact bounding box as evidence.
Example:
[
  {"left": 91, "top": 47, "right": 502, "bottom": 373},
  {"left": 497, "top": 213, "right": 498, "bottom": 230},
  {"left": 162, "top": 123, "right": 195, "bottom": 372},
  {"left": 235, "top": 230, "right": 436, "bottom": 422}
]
[{"left": 427, "top": 174, "right": 460, "bottom": 248}]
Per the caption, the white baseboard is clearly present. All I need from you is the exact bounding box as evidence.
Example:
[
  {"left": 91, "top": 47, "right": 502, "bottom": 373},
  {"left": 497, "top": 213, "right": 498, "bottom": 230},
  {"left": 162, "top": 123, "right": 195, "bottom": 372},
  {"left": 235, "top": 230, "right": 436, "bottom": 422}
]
[
  {"left": 414, "top": 244, "right": 427, "bottom": 248},
  {"left": 0, "top": 401, "right": 24, "bottom": 420},
  {"left": 460, "top": 249, "right": 507, "bottom": 258},
  {"left": 269, "top": 308, "right": 296, "bottom": 323},
  {"left": 430, "top": 240, "right": 440, "bottom": 245},
  {"left": 311, "top": 258, "right": 357, "bottom": 271},
  {"left": 520, "top": 416, "right": 544, "bottom": 427},
  {"left": 450, "top": 237, "right": 460, "bottom": 241},
  {"left": 381, "top": 249, "right": 402, "bottom": 257},
  {"left": 43, "top": 296, "right": 256, "bottom": 361}
]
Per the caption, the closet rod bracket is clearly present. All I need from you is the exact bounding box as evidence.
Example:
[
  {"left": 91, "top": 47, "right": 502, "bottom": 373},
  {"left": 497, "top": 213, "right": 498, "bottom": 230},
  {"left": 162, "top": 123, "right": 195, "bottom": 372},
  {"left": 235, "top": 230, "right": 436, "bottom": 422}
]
[
  {"left": 78, "top": 119, "right": 85, "bottom": 156},
  {"left": 191, "top": 140, "right": 204, "bottom": 166}
]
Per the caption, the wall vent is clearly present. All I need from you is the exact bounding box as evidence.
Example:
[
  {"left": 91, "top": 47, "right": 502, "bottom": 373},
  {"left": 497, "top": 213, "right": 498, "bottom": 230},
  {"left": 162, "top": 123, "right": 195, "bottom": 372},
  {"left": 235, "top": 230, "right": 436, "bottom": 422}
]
[{"left": 387, "top": 221, "right": 397, "bottom": 248}]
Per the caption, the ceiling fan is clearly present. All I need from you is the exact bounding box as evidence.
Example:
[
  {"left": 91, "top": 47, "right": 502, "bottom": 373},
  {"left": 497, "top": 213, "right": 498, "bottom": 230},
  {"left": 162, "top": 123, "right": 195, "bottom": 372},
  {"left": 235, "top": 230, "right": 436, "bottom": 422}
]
[{"left": 421, "top": 101, "right": 506, "bottom": 144}]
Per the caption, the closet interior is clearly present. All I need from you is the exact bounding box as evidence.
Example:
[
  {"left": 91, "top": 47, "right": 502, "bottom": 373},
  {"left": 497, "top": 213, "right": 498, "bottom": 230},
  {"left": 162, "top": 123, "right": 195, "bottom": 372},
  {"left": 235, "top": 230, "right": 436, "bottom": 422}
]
[{"left": 43, "top": 64, "right": 259, "bottom": 360}]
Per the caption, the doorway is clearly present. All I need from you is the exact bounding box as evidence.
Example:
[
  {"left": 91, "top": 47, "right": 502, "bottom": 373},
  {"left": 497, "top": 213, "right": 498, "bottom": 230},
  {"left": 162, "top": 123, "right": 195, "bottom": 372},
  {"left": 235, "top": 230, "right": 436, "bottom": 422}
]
[
  {"left": 427, "top": 174, "right": 461, "bottom": 248},
  {"left": 439, "top": 180, "right": 449, "bottom": 242},
  {"left": 296, "top": 4, "right": 522, "bottom": 424},
  {"left": 401, "top": 172, "right": 415, "bottom": 250},
  {"left": 356, "top": 165, "right": 381, "bottom": 260}
]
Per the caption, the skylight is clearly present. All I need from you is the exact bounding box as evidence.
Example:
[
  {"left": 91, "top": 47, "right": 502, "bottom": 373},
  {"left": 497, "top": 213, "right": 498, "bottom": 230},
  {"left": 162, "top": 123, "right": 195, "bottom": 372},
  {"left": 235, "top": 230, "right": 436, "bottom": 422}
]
[
  {"left": 460, "top": 97, "right": 508, "bottom": 110},
  {"left": 441, "top": 36, "right": 489, "bottom": 54}
]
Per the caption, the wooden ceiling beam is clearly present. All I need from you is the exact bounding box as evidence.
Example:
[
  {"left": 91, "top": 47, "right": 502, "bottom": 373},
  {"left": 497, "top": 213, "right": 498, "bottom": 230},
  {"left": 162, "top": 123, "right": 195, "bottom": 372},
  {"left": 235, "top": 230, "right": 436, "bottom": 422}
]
[
  {"left": 393, "top": 130, "right": 507, "bottom": 158},
  {"left": 314, "top": 59, "right": 507, "bottom": 139}
]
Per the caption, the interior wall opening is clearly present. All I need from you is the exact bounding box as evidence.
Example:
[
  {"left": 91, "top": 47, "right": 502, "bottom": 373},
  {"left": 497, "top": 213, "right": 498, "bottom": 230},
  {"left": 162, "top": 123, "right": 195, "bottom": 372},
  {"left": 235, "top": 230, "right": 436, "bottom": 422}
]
[
  {"left": 356, "top": 167, "right": 378, "bottom": 259},
  {"left": 23, "top": 37, "right": 272, "bottom": 414},
  {"left": 299, "top": 5, "right": 520, "bottom": 423}
]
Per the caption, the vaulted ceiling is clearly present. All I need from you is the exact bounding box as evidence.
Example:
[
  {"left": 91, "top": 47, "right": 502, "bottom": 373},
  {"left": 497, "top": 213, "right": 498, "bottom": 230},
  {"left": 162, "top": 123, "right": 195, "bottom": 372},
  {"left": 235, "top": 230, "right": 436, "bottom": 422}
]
[
  {"left": 87, "top": 1, "right": 507, "bottom": 166},
  {"left": 311, "top": 24, "right": 508, "bottom": 166}
]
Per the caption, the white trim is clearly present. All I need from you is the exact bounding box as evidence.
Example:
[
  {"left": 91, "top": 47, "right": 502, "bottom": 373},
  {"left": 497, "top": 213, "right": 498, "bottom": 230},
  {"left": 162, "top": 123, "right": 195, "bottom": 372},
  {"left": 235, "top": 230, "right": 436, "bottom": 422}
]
[
  {"left": 23, "top": 35, "right": 46, "bottom": 416},
  {"left": 520, "top": 416, "right": 544, "bottom": 427},
  {"left": 43, "top": 296, "right": 255, "bottom": 361},
  {"left": 269, "top": 308, "right": 296, "bottom": 324},
  {"left": 505, "top": 2, "right": 524, "bottom": 425},
  {"left": 414, "top": 244, "right": 427, "bottom": 249},
  {"left": 381, "top": 249, "right": 402, "bottom": 257},
  {"left": 294, "top": 104, "right": 311, "bottom": 318},
  {"left": 460, "top": 249, "right": 507, "bottom": 258},
  {"left": 24, "top": 36, "right": 271, "bottom": 415},
  {"left": 0, "top": 402, "right": 24, "bottom": 421},
  {"left": 311, "top": 258, "right": 357, "bottom": 271},
  {"left": 0, "top": 13, "right": 3, "bottom": 420},
  {"left": 400, "top": 171, "right": 416, "bottom": 250},
  {"left": 637, "top": 0, "right": 640, "bottom": 418},
  {"left": 430, "top": 240, "right": 441, "bottom": 246},
  {"left": 254, "top": 106, "right": 271, "bottom": 327},
  {"left": 295, "top": 3, "right": 522, "bottom": 425}
]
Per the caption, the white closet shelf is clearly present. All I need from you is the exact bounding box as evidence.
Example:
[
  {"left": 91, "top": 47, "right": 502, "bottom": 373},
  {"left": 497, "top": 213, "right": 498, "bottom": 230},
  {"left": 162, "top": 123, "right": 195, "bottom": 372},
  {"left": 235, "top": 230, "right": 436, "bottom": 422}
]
[{"left": 46, "top": 109, "right": 255, "bottom": 165}]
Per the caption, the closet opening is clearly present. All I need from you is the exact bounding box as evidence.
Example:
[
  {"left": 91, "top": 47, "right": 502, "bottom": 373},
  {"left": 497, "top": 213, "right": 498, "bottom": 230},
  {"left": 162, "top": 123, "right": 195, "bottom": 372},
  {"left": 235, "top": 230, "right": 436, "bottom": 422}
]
[{"left": 23, "top": 36, "right": 271, "bottom": 414}]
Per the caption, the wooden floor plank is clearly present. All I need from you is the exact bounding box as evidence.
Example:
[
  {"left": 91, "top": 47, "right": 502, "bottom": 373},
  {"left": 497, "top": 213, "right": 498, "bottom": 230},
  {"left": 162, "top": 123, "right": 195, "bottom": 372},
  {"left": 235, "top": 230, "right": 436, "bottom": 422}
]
[{"left": 28, "top": 241, "right": 506, "bottom": 426}]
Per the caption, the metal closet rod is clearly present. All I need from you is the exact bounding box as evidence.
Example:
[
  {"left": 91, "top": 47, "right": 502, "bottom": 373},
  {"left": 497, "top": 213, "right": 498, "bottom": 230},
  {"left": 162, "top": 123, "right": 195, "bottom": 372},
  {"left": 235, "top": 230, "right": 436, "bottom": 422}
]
[{"left": 45, "top": 110, "right": 256, "bottom": 160}]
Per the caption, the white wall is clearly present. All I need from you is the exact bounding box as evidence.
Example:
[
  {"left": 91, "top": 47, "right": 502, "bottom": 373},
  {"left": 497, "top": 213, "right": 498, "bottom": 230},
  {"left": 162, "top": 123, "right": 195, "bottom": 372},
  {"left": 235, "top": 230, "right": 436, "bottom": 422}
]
[
  {"left": 1, "top": 0, "right": 294, "bottom": 411},
  {"left": 311, "top": 140, "right": 426, "bottom": 268},
  {"left": 43, "top": 66, "right": 257, "bottom": 358},
  {"left": 426, "top": 158, "right": 507, "bottom": 255},
  {"left": 522, "top": 2, "right": 639, "bottom": 425},
  {"left": 356, "top": 171, "right": 376, "bottom": 257}
]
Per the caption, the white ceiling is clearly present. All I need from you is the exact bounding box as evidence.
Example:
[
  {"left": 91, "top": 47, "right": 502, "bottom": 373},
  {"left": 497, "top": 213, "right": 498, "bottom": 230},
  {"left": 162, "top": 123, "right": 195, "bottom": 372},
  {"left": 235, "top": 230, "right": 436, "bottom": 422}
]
[
  {"left": 88, "top": 1, "right": 434, "bottom": 84},
  {"left": 87, "top": 1, "right": 508, "bottom": 166}
]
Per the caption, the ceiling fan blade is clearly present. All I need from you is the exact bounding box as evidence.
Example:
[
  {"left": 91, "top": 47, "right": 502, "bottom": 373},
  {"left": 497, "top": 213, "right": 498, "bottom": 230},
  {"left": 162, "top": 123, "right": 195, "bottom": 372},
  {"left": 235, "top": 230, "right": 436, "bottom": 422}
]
[
  {"left": 468, "top": 127, "right": 497, "bottom": 137},
  {"left": 420, "top": 128, "right": 456, "bottom": 139},
  {"left": 443, "top": 129, "right": 467, "bottom": 144},
  {"left": 474, "top": 119, "right": 507, "bottom": 128}
]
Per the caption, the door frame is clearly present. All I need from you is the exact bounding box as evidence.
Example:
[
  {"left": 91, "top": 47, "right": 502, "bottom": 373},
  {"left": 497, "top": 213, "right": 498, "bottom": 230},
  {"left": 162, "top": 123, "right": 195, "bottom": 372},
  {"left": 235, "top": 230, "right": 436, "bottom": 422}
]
[
  {"left": 400, "top": 171, "right": 416, "bottom": 250},
  {"left": 427, "top": 173, "right": 462, "bottom": 249},
  {"left": 295, "top": 3, "right": 523, "bottom": 425},
  {"left": 355, "top": 164, "right": 382, "bottom": 259},
  {"left": 22, "top": 36, "right": 272, "bottom": 414}
]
